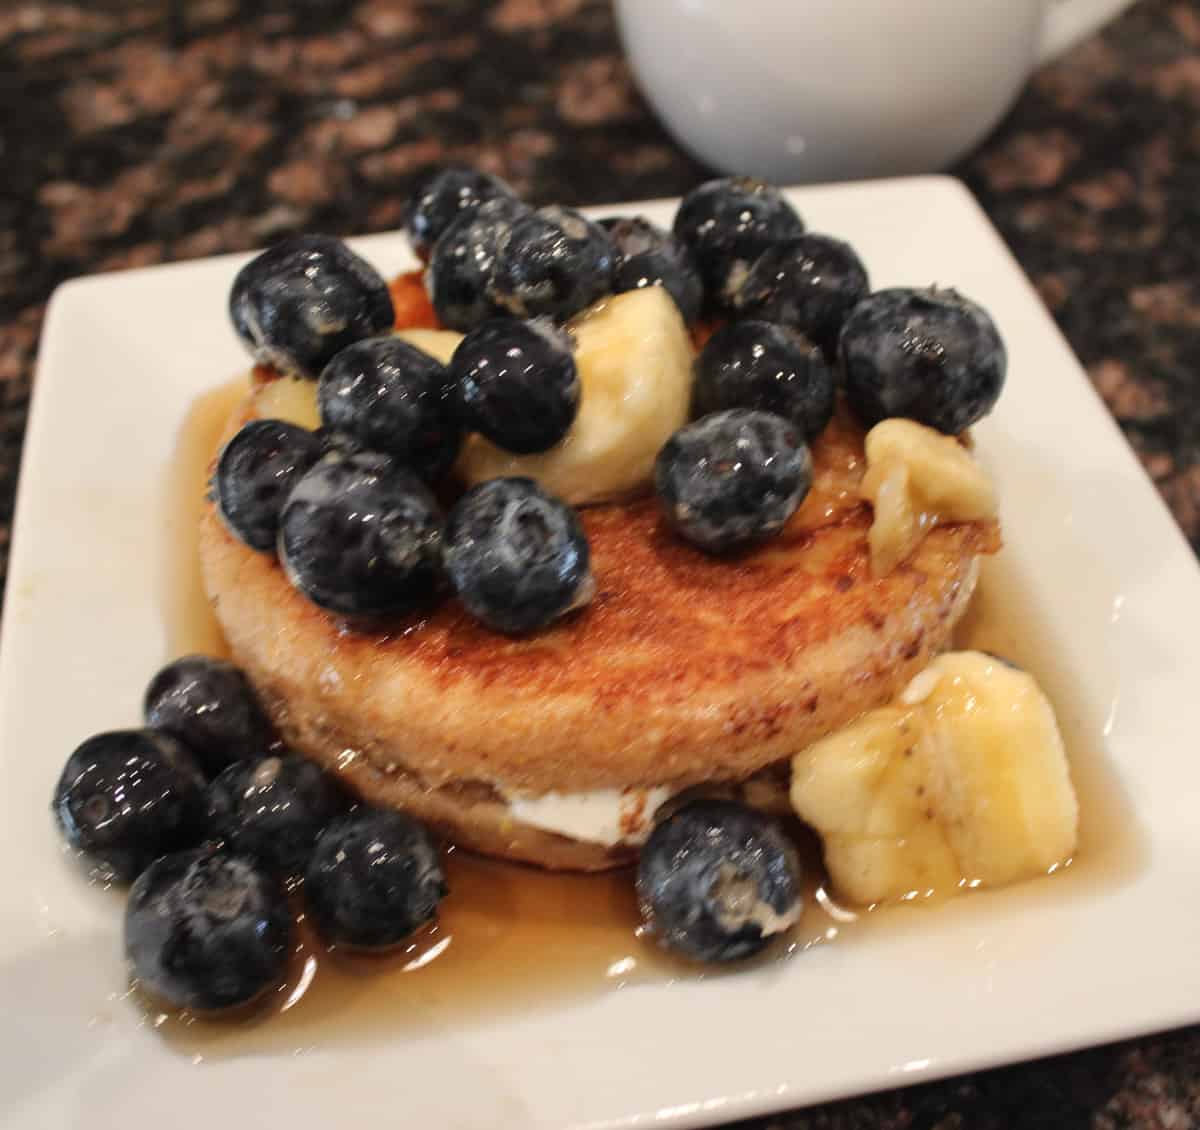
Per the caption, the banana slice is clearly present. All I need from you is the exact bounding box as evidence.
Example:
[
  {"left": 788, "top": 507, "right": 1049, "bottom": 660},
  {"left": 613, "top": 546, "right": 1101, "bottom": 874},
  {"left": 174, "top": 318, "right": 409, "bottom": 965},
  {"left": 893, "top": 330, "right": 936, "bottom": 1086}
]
[
  {"left": 455, "top": 287, "right": 694, "bottom": 505},
  {"left": 912, "top": 652, "right": 1079, "bottom": 888},
  {"left": 790, "top": 651, "right": 1078, "bottom": 906},
  {"left": 252, "top": 375, "right": 321, "bottom": 430},
  {"left": 861, "top": 419, "right": 997, "bottom": 575},
  {"left": 393, "top": 327, "right": 464, "bottom": 366}
]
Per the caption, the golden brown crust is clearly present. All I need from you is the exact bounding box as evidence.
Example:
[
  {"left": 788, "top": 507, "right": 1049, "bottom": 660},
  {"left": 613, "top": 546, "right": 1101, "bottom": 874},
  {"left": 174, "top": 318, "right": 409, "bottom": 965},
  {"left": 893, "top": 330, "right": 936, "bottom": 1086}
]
[{"left": 200, "top": 392, "right": 998, "bottom": 800}]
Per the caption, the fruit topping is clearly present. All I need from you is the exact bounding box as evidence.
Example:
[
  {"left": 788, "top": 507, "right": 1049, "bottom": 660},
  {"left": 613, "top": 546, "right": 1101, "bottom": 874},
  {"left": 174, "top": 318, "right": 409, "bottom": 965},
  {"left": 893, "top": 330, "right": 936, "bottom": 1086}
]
[
  {"left": 229, "top": 235, "right": 394, "bottom": 379},
  {"left": 860, "top": 418, "right": 998, "bottom": 574},
  {"left": 317, "top": 337, "right": 462, "bottom": 482},
  {"left": 456, "top": 287, "right": 693, "bottom": 505},
  {"left": 840, "top": 286, "right": 1006, "bottom": 434},
  {"left": 692, "top": 320, "right": 834, "bottom": 441},
  {"left": 637, "top": 798, "right": 802, "bottom": 963},
  {"left": 451, "top": 318, "right": 579, "bottom": 454},
  {"left": 278, "top": 452, "right": 443, "bottom": 618},
  {"left": 52, "top": 729, "right": 207, "bottom": 883},
  {"left": 214, "top": 419, "right": 323, "bottom": 552},
  {"left": 601, "top": 215, "right": 703, "bottom": 325},
  {"left": 304, "top": 809, "right": 447, "bottom": 950},
  {"left": 144, "top": 656, "right": 273, "bottom": 777},
  {"left": 673, "top": 177, "right": 804, "bottom": 310},
  {"left": 207, "top": 755, "right": 341, "bottom": 878},
  {"left": 655, "top": 409, "right": 812, "bottom": 553},
  {"left": 731, "top": 233, "right": 869, "bottom": 357},
  {"left": 444, "top": 477, "right": 592, "bottom": 634},
  {"left": 489, "top": 204, "right": 614, "bottom": 321},
  {"left": 426, "top": 195, "right": 530, "bottom": 332},
  {"left": 405, "top": 166, "right": 515, "bottom": 262},
  {"left": 252, "top": 376, "right": 323, "bottom": 430},
  {"left": 125, "top": 846, "right": 291, "bottom": 1011},
  {"left": 790, "top": 652, "right": 1078, "bottom": 906},
  {"left": 393, "top": 327, "right": 464, "bottom": 365}
]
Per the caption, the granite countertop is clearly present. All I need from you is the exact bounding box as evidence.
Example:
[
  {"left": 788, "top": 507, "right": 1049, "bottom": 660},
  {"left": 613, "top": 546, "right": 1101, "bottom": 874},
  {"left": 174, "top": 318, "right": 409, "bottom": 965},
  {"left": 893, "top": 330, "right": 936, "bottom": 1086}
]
[{"left": 2, "top": 0, "right": 1199, "bottom": 1124}]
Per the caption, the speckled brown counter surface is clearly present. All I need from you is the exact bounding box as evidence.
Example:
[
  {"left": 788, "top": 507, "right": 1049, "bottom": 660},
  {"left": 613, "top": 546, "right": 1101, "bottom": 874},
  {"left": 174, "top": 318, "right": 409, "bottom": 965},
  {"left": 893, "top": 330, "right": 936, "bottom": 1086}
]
[{"left": 2, "top": 0, "right": 1198, "bottom": 1124}]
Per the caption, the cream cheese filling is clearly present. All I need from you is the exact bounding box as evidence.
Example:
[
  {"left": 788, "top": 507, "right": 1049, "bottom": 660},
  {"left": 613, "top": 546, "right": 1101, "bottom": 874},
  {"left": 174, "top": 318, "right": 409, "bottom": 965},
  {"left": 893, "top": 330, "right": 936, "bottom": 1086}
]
[{"left": 501, "top": 786, "right": 675, "bottom": 847}]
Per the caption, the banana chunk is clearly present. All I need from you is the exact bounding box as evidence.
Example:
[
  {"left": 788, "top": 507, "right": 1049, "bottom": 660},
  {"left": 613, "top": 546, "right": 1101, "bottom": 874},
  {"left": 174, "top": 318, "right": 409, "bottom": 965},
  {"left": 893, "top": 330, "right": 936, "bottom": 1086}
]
[
  {"left": 456, "top": 287, "right": 694, "bottom": 505},
  {"left": 252, "top": 375, "right": 321, "bottom": 430},
  {"left": 393, "top": 327, "right": 464, "bottom": 366},
  {"left": 790, "top": 652, "right": 1078, "bottom": 906},
  {"left": 861, "top": 419, "right": 997, "bottom": 575}
]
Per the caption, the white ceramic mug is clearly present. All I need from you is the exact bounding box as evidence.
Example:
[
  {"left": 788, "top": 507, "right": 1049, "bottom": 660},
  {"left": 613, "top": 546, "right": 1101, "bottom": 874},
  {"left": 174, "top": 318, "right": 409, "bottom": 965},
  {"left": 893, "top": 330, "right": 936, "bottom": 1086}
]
[{"left": 615, "top": 0, "right": 1135, "bottom": 183}]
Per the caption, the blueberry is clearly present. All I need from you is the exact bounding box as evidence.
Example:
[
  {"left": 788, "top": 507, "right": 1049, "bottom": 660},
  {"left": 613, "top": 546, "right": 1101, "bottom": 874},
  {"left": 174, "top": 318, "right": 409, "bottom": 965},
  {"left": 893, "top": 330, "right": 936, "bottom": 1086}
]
[
  {"left": 405, "top": 166, "right": 516, "bottom": 261},
  {"left": 124, "top": 846, "right": 291, "bottom": 1011},
  {"left": 672, "top": 177, "right": 804, "bottom": 311},
  {"left": 693, "top": 321, "right": 835, "bottom": 442},
  {"left": 489, "top": 205, "right": 614, "bottom": 321},
  {"left": 839, "top": 287, "right": 1006, "bottom": 434},
  {"left": 600, "top": 216, "right": 703, "bottom": 325},
  {"left": 304, "top": 809, "right": 446, "bottom": 950},
  {"left": 213, "top": 419, "right": 323, "bottom": 552},
  {"left": 278, "top": 452, "right": 443, "bottom": 617},
  {"left": 450, "top": 319, "right": 579, "bottom": 453},
  {"left": 229, "top": 234, "right": 394, "bottom": 378},
  {"left": 427, "top": 195, "right": 530, "bottom": 331},
  {"left": 52, "top": 730, "right": 206, "bottom": 883},
  {"left": 655, "top": 410, "right": 812, "bottom": 553},
  {"left": 637, "top": 799, "right": 802, "bottom": 963},
  {"left": 732, "top": 234, "right": 869, "bottom": 357},
  {"left": 444, "top": 477, "right": 593, "bottom": 634},
  {"left": 144, "top": 656, "right": 273, "bottom": 778},
  {"left": 207, "top": 755, "right": 341, "bottom": 877},
  {"left": 317, "top": 338, "right": 461, "bottom": 481}
]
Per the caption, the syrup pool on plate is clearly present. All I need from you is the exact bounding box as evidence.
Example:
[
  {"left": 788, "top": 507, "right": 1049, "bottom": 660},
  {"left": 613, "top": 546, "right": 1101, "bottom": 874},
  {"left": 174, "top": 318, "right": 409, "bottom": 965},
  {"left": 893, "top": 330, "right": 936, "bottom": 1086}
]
[{"left": 150, "top": 378, "right": 1147, "bottom": 1058}]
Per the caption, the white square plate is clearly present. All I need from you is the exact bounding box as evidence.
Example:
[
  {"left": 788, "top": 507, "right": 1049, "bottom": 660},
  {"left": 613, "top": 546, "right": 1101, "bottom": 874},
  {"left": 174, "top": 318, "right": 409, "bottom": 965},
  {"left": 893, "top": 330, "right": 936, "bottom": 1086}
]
[{"left": 4, "top": 177, "right": 1200, "bottom": 1129}]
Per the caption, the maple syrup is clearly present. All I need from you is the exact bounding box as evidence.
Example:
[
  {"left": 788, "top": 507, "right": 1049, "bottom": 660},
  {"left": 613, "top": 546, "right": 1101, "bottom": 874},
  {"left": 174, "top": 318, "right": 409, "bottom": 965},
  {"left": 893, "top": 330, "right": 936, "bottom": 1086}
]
[{"left": 155, "top": 380, "right": 1146, "bottom": 1058}]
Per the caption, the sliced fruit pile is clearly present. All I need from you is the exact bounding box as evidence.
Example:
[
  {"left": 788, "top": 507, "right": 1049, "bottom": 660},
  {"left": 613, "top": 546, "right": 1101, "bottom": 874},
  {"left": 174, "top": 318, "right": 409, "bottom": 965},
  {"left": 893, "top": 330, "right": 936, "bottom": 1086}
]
[
  {"left": 217, "top": 168, "right": 1009, "bottom": 635},
  {"left": 791, "top": 653, "right": 1078, "bottom": 905}
]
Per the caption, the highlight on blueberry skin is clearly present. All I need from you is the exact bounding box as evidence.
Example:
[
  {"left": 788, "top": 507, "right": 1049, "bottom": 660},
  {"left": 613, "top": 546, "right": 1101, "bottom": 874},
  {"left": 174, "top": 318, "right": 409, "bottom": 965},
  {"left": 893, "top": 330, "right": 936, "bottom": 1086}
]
[
  {"left": 317, "top": 338, "right": 462, "bottom": 482},
  {"left": 214, "top": 418, "right": 323, "bottom": 552},
  {"left": 124, "top": 846, "right": 291, "bottom": 1012},
  {"left": 405, "top": 166, "right": 515, "bottom": 262},
  {"left": 427, "top": 195, "right": 530, "bottom": 332},
  {"left": 229, "top": 234, "right": 394, "bottom": 379},
  {"left": 278, "top": 451, "right": 444, "bottom": 618},
  {"left": 637, "top": 799, "right": 802, "bottom": 963},
  {"left": 207, "top": 754, "right": 342, "bottom": 878},
  {"left": 52, "top": 729, "right": 207, "bottom": 883},
  {"left": 672, "top": 176, "right": 804, "bottom": 310},
  {"left": 144, "top": 655, "right": 273, "bottom": 778},
  {"left": 488, "top": 204, "right": 615, "bottom": 322},
  {"left": 451, "top": 319, "right": 579, "bottom": 454},
  {"left": 444, "top": 477, "right": 593, "bottom": 634},
  {"left": 732, "top": 234, "right": 869, "bottom": 358},
  {"left": 840, "top": 286, "right": 1007, "bottom": 434},
  {"left": 655, "top": 410, "right": 813, "bottom": 554},
  {"left": 601, "top": 215, "right": 703, "bottom": 325},
  {"left": 304, "top": 809, "right": 447, "bottom": 951},
  {"left": 692, "top": 321, "right": 835, "bottom": 442}
]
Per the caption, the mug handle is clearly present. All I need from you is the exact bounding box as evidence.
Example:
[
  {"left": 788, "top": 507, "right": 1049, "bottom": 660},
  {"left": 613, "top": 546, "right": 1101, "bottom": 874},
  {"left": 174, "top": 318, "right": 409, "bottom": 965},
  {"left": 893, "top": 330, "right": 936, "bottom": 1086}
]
[{"left": 1038, "top": 0, "right": 1136, "bottom": 63}]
